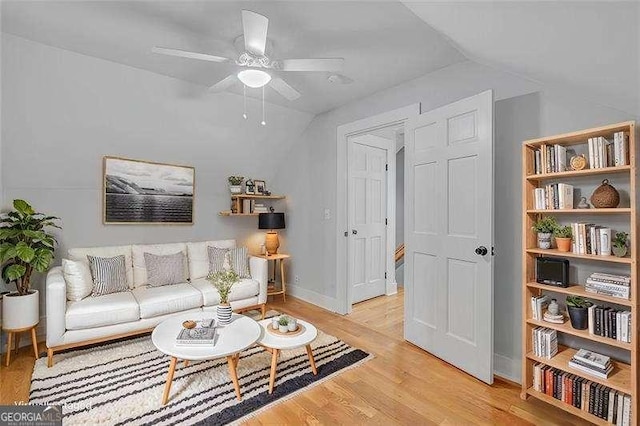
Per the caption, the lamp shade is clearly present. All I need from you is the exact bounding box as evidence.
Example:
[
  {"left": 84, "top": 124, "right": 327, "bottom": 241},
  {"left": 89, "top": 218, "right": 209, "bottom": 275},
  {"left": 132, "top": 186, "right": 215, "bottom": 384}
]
[{"left": 258, "top": 212, "right": 285, "bottom": 230}]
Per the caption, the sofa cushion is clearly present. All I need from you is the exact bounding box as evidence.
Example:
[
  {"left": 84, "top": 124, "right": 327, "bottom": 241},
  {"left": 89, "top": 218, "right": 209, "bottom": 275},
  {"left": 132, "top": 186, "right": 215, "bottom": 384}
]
[
  {"left": 87, "top": 255, "right": 130, "bottom": 297},
  {"left": 68, "top": 245, "right": 134, "bottom": 289},
  {"left": 61, "top": 259, "right": 93, "bottom": 301},
  {"left": 190, "top": 277, "right": 259, "bottom": 307},
  {"left": 132, "top": 283, "right": 202, "bottom": 319},
  {"left": 66, "top": 291, "right": 140, "bottom": 330},
  {"left": 186, "top": 240, "right": 236, "bottom": 280},
  {"left": 144, "top": 252, "right": 186, "bottom": 287},
  {"left": 131, "top": 243, "right": 188, "bottom": 287}
]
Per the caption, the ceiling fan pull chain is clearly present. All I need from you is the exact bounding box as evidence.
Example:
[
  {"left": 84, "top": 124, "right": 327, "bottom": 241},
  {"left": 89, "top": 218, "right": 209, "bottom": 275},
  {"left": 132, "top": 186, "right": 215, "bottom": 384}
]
[
  {"left": 242, "top": 84, "right": 248, "bottom": 120},
  {"left": 261, "top": 86, "right": 266, "bottom": 126}
]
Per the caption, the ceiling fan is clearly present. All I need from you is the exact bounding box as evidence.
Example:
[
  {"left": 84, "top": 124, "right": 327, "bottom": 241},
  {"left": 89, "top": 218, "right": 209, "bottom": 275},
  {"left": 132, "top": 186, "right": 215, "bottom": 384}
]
[{"left": 152, "top": 9, "right": 350, "bottom": 102}]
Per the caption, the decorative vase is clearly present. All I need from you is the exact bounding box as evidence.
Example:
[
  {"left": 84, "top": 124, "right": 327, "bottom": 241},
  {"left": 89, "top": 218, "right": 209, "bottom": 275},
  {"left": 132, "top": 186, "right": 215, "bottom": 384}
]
[
  {"left": 613, "top": 245, "right": 628, "bottom": 258},
  {"left": 537, "top": 232, "right": 552, "bottom": 249},
  {"left": 217, "top": 303, "right": 232, "bottom": 326},
  {"left": 548, "top": 299, "right": 559, "bottom": 316},
  {"left": 278, "top": 324, "right": 288, "bottom": 333},
  {"left": 271, "top": 316, "right": 279, "bottom": 328},
  {"left": 567, "top": 306, "right": 589, "bottom": 330},
  {"left": 590, "top": 179, "right": 620, "bottom": 208},
  {"left": 229, "top": 185, "right": 242, "bottom": 194},
  {"left": 555, "top": 237, "right": 572, "bottom": 252},
  {"left": 287, "top": 318, "right": 297, "bottom": 331},
  {"left": 2, "top": 290, "right": 39, "bottom": 329}
]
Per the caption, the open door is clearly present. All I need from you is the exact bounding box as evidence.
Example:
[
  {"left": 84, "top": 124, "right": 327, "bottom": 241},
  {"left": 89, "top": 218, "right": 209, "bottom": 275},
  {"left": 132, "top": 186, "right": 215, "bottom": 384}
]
[{"left": 404, "top": 90, "right": 494, "bottom": 383}]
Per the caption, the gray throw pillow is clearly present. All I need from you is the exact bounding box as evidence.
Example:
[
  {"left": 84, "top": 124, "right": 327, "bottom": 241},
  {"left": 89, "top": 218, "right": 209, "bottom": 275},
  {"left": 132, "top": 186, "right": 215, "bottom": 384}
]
[
  {"left": 144, "top": 251, "right": 186, "bottom": 287},
  {"left": 208, "top": 246, "right": 251, "bottom": 279},
  {"left": 87, "top": 255, "right": 129, "bottom": 297}
]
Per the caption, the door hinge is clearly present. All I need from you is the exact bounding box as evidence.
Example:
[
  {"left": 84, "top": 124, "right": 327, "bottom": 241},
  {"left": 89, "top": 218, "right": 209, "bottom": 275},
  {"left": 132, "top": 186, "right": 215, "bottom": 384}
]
[
  {"left": 385, "top": 163, "right": 388, "bottom": 171},
  {"left": 344, "top": 231, "right": 348, "bottom": 237},
  {"left": 492, "top": 246, "right": 495, "bottom": 256},
  {"left": 385, "top": 272, "right": 387, "bottom": 279},
  {"left": 385, "top": 218, "right": 388, "bottom": 226}
]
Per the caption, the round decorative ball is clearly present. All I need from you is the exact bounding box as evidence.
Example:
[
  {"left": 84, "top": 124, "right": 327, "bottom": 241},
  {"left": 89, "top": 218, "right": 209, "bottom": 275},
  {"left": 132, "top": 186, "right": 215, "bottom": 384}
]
[
  {"left": 182, "top": 320, "right": 197, "bottom": 329},
  {"left": 570, "top": 154, "right": 587, "bottom": 171},
  {"left": 590, "top": 179, "right": 620, "bottom": 208}
]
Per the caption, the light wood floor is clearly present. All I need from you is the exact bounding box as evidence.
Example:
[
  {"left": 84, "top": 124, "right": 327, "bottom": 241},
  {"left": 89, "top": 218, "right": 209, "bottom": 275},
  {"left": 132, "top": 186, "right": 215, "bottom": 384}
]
[{"left": 1, "top": 290, "right": 589, "bottom": 425}]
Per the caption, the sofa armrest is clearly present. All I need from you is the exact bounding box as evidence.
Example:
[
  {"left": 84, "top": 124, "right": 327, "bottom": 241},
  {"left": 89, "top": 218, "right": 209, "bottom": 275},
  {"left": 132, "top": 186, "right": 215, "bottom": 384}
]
[
  {"left": 46, "top": 267, "right": 66, "bottom": 348},
  {"left": 249, "top": 256, "right": 268, "bottom": 304}
]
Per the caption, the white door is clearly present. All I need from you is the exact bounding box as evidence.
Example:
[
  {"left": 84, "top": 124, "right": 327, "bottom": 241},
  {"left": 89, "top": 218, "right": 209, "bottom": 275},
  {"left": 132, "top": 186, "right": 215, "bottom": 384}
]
[
  {"left": 404, "top": 90, "right": 494, "bottom": 384},
  {"left": 348, "top": 135, "right": 390, "bottom": 303}
]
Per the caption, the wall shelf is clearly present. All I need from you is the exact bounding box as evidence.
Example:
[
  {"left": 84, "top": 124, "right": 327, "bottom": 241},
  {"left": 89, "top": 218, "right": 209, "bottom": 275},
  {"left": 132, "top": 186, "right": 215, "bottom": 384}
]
[{"left": 219, "top": 194, "right": 286, "bottom": 216}]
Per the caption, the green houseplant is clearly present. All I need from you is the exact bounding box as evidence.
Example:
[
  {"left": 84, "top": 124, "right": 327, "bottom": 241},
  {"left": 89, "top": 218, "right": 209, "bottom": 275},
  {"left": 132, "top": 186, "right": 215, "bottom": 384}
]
[
  {"left": 278, "top": 315, "right": 289, "bottom": 333},
  {"left": 0, "top": 199, "right": 60, "bottom": 330},
  {"left": 228, "top": 176, "right": 244, "bottom": 194},
  {"left": 612, "top": 232, "right": 629, "bottom": 257},
  {"left": 554, "top": 225, "right": 573, "bottom": 252},
  {"left": 566, "top": 296, "right": 593, "bottom": 330},
  {"left": 207, "top": 269, "right": 239, "bottom": 325},
  {"left": 532, "top": 216, "right": 558, "bottom": 249}
]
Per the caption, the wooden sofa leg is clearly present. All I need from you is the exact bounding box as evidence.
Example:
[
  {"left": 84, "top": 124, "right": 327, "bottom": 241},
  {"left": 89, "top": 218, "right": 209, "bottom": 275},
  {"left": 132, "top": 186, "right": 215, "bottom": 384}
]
[
  {"left": 261, "top": 304, "right": 266, "bottom": 320},
  {"left": 47, "top": 348, "right": 54, "bottom": 368}
]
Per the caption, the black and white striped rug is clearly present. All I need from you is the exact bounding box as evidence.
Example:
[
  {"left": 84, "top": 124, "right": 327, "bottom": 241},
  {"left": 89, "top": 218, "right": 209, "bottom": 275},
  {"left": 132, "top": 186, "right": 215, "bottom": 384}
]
[{"left": 30, "top": 316, "right": 371, "bottom": 425}]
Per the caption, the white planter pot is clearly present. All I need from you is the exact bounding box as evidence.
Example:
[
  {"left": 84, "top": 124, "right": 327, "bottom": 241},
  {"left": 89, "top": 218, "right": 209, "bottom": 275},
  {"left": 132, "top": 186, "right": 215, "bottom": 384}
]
[
  {"left": 229, "top": 185, "right": 242, "bottom": 194},
  {"left": 537, "top": 232, "right": 552, "bottom": 249},
  {"left": 2, "top": 290, "right": 39, "bottom": 330}
]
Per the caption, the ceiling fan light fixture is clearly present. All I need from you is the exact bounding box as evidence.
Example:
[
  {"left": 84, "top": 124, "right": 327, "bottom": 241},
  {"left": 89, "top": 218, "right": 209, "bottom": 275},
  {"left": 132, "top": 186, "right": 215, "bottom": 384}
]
[{"left": 237, "top": 69, "right": 271, "bottom": 88}]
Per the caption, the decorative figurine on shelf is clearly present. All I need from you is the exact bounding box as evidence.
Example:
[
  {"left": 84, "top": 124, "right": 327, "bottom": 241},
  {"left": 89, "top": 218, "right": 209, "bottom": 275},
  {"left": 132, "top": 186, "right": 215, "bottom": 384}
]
[
  {"left": 590, "top": 179, "right": 620, "bottom": 208},
  {"left": 577, "top": 196, "right": 590, "bottom": 209},
  {"left": 570, "top": 154, "right": 587, "bottom": 171},
  {"left": 245, "top": 179, "right": 255, "bottom": 194},
  {"left": 543, "top": 298, "right": 564, "bottom": 324}
]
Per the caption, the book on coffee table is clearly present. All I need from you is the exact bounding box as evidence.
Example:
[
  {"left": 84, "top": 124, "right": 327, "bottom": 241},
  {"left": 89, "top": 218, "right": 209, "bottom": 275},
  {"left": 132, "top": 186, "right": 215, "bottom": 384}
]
[{"left": 176, "top": 319, "right": 217, "bottom": 346}]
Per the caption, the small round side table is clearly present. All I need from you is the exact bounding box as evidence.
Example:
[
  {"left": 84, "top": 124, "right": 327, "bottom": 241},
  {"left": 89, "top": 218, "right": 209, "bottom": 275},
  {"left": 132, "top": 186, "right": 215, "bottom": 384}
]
[
  {"left": 255, "top": 253, "right": 290, "bottom": 301},
  {"left": 4, "top": 324, "right": 39, "bottom": 366}
]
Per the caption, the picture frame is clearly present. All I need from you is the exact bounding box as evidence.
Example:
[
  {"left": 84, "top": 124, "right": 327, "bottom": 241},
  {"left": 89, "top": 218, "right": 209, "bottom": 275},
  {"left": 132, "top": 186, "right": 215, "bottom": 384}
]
[
  {"left": 245, "top": 179, "right": 255, "bottom": 195},
  {"left": 254, "top": 180, "right": 266, "bottom": 195},
  {"left": 103, "top": 156, "right": 195, "bottom": 224}
]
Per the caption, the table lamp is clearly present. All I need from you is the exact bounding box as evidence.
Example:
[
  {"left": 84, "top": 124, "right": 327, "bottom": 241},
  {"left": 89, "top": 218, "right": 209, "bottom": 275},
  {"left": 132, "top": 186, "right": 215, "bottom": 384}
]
[{"left": 258, "top": 212, "right": 286, "bottom": 255}]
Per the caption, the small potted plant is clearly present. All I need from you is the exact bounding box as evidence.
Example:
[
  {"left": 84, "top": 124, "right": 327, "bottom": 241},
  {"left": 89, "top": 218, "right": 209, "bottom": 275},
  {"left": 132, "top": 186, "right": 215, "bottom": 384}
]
[
  {"left": 278, "top": 316, "right": 289, "bottom": 333},
  {"left": 287, "top": 317, "right": 298, "bottom": 332},
  {"left": 207, "top": 269, "right": 239, "bottom": 325},
  {"left": 532, "top": 216, "right": 558, "bottom": 249},
  {"left": 1, "top": 200, "right": 60, "bottom": 331},
  {"left": 566, "top": 296, "right": 593, "bottom": 330},
  {"left": 612, "top": 232, "right": 629, "bottom": 257},
  {"left": 554, "top": 225, "right": 573, "bottom": 252},
  {"left": 228, "top": 176, "right": 244, "bottom": 194}
]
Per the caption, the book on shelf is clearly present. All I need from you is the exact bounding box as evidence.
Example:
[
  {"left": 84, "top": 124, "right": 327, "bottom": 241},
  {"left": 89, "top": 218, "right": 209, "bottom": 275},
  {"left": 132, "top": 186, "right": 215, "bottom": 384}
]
[
  {"left": 531, "top": 295, "right": 549, "bottom": 320},
  {"left": 532, "top": 144, "right": 568, "bottom": 175},
  {"left": 588, "top": 136, "right": 614, "bottom": 169},
  {"left": 176, "top": 319, "right": 217, "bottom": 345},
  {"left": 585, "top": 272, "right": 631, "bottom": 300},
  {"left": 569, "top": 223, "right": 614, "bottom": 255},
  {"left": 533, "top": 183, "right": 574, "bottom": 210},
  {"left": 532, "top": 327, "right": 558, "bottom": 358},
  {"left": 587, "top": 304, "right": 631, "bottom": 343},
  {"left": 613, "top": 131, "right": 629, "bottom": 166},
  {"left": 573, "top": 348, "right": 611, "bottom": 370}
]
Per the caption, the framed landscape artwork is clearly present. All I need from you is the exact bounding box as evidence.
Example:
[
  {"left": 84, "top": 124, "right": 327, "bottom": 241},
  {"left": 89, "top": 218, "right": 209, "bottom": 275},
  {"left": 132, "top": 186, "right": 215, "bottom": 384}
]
[{"left": 103, "top": 156, "right": 195, "bottom": 224}]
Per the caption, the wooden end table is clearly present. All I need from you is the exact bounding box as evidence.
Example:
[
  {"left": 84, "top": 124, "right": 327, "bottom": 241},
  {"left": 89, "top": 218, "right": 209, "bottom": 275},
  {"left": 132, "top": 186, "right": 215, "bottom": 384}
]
[{"left": 255, "top": 253, "right": 290, "bottom": 301}]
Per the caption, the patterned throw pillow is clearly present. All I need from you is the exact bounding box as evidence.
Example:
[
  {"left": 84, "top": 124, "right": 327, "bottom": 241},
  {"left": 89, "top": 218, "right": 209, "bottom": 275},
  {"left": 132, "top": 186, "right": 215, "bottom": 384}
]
[
  {"left": 87, "top": 255, "right": 129, "bottom": 297},
  {"left": 144, "top": 251, "right": 186, "bottom": 287},
  {"left": 207, "top": 246, "right": 251, "bottom": 278}
]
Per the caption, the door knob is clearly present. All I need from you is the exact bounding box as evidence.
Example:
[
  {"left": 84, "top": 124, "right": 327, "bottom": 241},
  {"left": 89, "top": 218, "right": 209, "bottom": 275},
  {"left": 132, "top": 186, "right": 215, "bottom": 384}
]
[
  {"left": 352, "top": 229, "right": 358, "bottom": 235},
  {"left": 475, "top": 246, "right": 488, "bottom": 256}
]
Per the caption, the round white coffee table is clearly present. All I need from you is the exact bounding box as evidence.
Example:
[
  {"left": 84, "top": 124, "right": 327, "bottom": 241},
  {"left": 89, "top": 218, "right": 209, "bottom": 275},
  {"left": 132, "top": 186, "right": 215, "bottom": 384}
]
[
  {"left": 257, "top": 318, "right": 318, "bottom": 394},
  {"left": 152, "top": 312, "right": 262, "bottom": 405}
]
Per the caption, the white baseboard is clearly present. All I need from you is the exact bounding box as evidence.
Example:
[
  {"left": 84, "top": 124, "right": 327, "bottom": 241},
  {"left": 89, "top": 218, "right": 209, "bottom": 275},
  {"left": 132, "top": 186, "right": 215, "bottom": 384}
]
[
  {"left": 286, "top": 284, "right": 338, "bottom": 313},
  {"left": 494, "top": 353, "right": 521, "bottom": 383}
]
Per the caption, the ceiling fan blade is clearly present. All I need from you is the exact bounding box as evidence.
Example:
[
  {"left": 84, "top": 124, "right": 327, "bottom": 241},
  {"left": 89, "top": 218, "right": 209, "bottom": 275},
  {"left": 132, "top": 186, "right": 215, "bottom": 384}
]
[
  {"left": 152, "top": 47, "right": 229, "bottom": 63},
  {"left": 279, "top": 58, "right": 344, "bottom": 72},
  {"left": 241, "top": 10, "right": 268, "bottom": 56},
  {"left": 209, "top": 74, "right": 237, "bottom": 92},
  {"left": 270, "top": 78, "right": 301, "bottom": 101}
]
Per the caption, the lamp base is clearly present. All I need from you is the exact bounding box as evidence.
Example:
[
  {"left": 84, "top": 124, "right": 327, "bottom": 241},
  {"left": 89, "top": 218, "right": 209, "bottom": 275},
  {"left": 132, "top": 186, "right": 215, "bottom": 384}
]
[{"left": 265, "top": 232, "right": 280, "bottom": 255}]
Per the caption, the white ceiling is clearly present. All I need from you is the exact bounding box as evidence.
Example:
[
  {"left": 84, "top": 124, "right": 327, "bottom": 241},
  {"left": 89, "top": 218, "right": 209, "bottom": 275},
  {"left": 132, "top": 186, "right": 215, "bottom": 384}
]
[
  {"left": 1, "top": 1, "right": 466, "bottom": 114},
  {"left": 403, "top": 1, "right": 640, "bottom": 117}
]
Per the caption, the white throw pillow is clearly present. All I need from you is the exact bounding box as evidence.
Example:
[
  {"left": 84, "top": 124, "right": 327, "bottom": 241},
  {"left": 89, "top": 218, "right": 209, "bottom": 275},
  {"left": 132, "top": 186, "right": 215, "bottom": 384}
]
[{"left": 61, "top": 259, "right": 93, "bottom": 301}]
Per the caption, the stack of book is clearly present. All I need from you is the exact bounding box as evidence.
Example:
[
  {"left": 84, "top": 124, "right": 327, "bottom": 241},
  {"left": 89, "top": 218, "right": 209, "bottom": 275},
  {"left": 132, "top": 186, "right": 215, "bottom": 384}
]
[
  {"left": 533, "top": 183, "right": 574, "bottom": 209},
  {"left": 532, "top": 144, "right": 567, "bottom": 174},
  {"left": 586, "top": 273, "right": 631, "bottom": 300},
  {"left": 531, "top": 295, "right": 549, "bottom": 320},
  {"left": 613, "top": 131, "right": 629, "bottom": 166},
  {"left": 568, "top": 349, "right": 613, "bottom": 379},
  {"left": 253, "top": 203, "right": 269, "bottom": 213},
  {"left": 532, "top": 327, "right": 558, "bottom": 359},
  {"left": 569, "top": 223, "right": 612, "bottom": 255},
  {"left": 176, "top": 319, "right": 216, "bottom": 346},
  {"left": 532, "top": 364, "right": 631, "bottom": 424},
  {"left": 587, "top": 136, "right": 614, "bottom": 169},
  {"left": 587, "top": 305, "right": 632, "bottom": 343}
]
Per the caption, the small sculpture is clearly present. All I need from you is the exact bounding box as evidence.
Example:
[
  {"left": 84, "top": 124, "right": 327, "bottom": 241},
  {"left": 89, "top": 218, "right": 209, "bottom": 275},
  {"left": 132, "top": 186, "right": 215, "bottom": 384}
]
[
  {"left": 543, "top": 299, "right": 564, "bottom": 324},
  {"left": 570, "top": 154, "right": 587, "bottom": 171},
  {"left": 577, "top": 197, "right": 590, "bottom": 209},
  {"left": 591, "top": 179, "right": 620, "bottom": 208}
]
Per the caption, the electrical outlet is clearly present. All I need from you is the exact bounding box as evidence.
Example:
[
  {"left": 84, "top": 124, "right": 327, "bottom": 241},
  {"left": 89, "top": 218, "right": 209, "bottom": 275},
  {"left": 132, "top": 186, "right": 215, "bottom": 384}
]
[{"left": 295, "top": 275, "right": 300, "bottom": 284}]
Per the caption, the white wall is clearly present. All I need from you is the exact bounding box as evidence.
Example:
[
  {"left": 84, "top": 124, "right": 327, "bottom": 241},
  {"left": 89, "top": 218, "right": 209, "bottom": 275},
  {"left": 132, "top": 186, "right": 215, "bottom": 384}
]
[{"left": 0, "top": 34, "right": 313, "bottom": 338}]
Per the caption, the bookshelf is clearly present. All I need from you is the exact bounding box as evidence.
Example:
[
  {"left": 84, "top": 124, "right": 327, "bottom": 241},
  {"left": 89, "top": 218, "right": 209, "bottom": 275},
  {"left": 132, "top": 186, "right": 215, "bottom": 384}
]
[
  {"left": 218, "top": 194, "right": 285, "bottom": 216},
  {"left": 521, "top": 121, "right": 638, "bottom": 424}
]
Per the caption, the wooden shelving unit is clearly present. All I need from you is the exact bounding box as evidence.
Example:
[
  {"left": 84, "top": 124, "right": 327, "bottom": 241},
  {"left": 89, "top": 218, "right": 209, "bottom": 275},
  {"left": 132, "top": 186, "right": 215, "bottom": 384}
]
[
  {"left": 521, "top": 121, "right": 638, "bottom": 424},
  {"left": 218, "top": 194, "right": 286, "bottom": 217}
]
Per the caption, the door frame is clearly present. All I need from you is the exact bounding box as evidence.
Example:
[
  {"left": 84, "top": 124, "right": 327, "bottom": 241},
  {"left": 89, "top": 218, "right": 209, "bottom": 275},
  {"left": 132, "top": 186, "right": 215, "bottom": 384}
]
[{"left": 336, "top": 104, "right": 420, "bottom": 315}]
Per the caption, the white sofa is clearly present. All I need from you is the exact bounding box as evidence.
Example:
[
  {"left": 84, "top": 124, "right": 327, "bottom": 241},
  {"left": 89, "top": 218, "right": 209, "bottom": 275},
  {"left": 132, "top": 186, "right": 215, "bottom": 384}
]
[{"left": 45, "top": 239, "right": 267, "bottom": 367}]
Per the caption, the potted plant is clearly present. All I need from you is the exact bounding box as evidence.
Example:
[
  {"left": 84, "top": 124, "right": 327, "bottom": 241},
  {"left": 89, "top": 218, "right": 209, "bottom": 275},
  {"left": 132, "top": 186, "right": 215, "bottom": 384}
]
[
  {"left": 0, "top": 200, "right": 60, "bottom": 331},
  {"left": 207, "top": 269, "right": 239, "bottom": 325},
  {"left": 278, "top": 316, "right": 289, "bottom": 333},
  {"left": 566, "top": 296, "right": 593, "bottom": 330},
  {"left": 228, "top": 176, "right": 244, "bottom": 194},
  {"left": 612, "top": 232, "right": 629, "bottom": 257},
  {"left": 532, "top": 216, "right": 558, "bottom": 249},
  {"left": 554, "top": 225, "right": 573, "bottom": 252}
]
